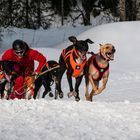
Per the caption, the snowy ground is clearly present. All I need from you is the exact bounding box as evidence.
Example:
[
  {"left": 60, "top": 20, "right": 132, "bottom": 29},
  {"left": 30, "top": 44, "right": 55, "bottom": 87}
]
[{"left": 0, "top": 22, "right": 140, "bottom": 140}]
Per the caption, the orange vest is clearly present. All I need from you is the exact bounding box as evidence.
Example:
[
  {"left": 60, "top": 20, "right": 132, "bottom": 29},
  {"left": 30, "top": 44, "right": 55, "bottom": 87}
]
[{"left": 62, "top": 47, "right": 87, "bottom": 78}]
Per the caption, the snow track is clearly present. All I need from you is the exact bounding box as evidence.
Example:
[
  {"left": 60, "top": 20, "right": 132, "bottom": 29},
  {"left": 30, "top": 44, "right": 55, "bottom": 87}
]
[
  {"left": 0, "top": 22, "right": 140, "bottom": 139},
  {"left": 0, "top": 100, "right": 140, "bottom": 140}
]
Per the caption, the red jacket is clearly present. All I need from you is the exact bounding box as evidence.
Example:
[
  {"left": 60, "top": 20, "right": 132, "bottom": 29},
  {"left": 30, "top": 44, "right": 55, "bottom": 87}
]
[{"left": 2, "top": 48, "right": 46, "bottom": 76}]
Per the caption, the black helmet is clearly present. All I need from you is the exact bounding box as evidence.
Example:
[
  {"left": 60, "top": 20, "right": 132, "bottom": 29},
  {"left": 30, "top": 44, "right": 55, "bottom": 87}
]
[{"left": 12, "top": 39, "right": 27, "bottom": 55}]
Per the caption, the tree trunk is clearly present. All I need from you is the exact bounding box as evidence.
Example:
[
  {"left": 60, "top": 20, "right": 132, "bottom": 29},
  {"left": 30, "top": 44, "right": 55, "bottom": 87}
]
[
  {"left": 135, "top": 0, "right": 140, "bottom": 20},
  {"left": 8, "top": 0, "right": 13, "bottom": 26},
  {"left": 25, "top": 0, "right": 29, "bottom": 28},
  {"left": 37, "top": 0, "right": 41, "bottom": 29},
  {"left": 119, "top": 0, "right": 126, "bottom": 21},
  {"left": 61, "top": 0, "right": 64, "bottom": 25},
  {"left": 83, "top": 10, "right": 91, "bottom": 26}
]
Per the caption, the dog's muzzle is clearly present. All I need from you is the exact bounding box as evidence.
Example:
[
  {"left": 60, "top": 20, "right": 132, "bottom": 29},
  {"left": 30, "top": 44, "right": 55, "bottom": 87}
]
[
  {"left": 106, "top": 52, "right": 114, "bottom": 61},
  {"left": 77, "top": 51, "right": 87, "bottom": 60},
  {"left": 106, "top": 46, "right": 116, "bottom": 61},
  {"left": 106, "top": 48, "right": 116, "bottom": 61}
]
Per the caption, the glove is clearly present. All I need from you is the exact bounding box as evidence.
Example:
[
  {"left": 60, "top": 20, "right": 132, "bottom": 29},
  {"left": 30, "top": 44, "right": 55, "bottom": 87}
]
[{"left": 32, "top": 71, "right": 39, "bottom": 79}]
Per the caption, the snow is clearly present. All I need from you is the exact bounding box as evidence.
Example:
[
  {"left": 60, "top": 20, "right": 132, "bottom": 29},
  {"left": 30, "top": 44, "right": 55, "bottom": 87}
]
[
  {"left": 1, "top": 100, "right": 140, "bottom": 140},
  {"left": 0, "top": 22, "right": 140, "bottom": 140}
]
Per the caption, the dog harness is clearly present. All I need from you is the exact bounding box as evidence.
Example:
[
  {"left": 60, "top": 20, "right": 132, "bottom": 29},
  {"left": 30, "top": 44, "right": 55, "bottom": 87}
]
[
  {"left": 0, "top": 72, "right": 4, "bottom": 81},
  {"left": 90, "top": 54, "right": 109, "bottom": 81},
  {"left": 62, "top": 47, "right": 86, "bottom": 78}
]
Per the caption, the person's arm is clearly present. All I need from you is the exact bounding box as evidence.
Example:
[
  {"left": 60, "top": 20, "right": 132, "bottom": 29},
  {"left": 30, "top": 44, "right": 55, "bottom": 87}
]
[
  {"left": 2, "top": 49, "right": 13, "bottom": 60},
  {"left": 29, "top": 49, "right": 46, "bottom": 73}
]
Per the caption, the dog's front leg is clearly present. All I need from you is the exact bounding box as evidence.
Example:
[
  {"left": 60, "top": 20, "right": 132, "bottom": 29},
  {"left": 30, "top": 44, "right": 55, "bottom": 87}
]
[
  {"left": 94, "top": 72, "right": 109, "bottom": 95},
  {"left": 85, "top": 86, "right": 90, "bottom": 101},
  {"left": 34, "top": 77, "right": 43, "bottom": 99},
  {"left": 88, "top": 74, "right": 99, "bottom": 101},
  {"left": 74, "top": 75, "right": 83, "bottom": 101},
  {"left": 66, "top": 71, "right": 74, "bottom": 92},
  {"left": 42, "top": 78, "right": 52, "bottom": 98},
  {"left": 56, "top": 61, "right": 66, "bottom": 98},
  {"left": 89, "top": 74, "right": 98, "bottom": 91},
  {"left": 85, "top": 74, "right": 91, "bottom": 101}
]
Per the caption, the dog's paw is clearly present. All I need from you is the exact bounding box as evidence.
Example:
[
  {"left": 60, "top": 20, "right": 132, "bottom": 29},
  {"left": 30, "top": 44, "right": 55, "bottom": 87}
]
[
  {"left": 86, "top": 97, "right": 92, "bottom": 102},
  {"left": 54, "top": 90, "right": 63, "bottom": 99},
  {"left": 59, "top": 92, "right": 63, "bottom": 98},
  {"left": 67, "top": 91, "right": 77, "bottom": 98},
  {"left": 75, "top": 96, "right": 80, "bottom": 102},
  {"left": 48, "top": 91, "right": 53, "bottom": 97},
  {"left": 73, "top": 91, "right": 77, "bottom": 97},
  {"left": 67, "top": 92, "right": 73, "bottom": 98},
  {"left": 85, "top": 94, "right": 92, "bottom": 102}
]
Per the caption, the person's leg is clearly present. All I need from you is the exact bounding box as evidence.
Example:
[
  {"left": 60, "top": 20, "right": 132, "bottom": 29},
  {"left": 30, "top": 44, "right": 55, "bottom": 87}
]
[{"left": 10, "top": 76, "right": 25, "bottom": 99}]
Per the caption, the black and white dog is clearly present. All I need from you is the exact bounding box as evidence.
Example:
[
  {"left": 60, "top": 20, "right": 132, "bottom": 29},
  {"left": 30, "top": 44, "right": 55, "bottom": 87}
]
[
  {"left": 34, "top": 60, "right": 60, "bottom": 99},
  {"left": 56, "top": 36, "right": 94, "bottom": 101}
]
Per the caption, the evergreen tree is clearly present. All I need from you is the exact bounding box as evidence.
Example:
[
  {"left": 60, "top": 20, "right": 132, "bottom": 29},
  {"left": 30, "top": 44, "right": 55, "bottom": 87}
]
[
  {"left": 49, "top": 0, "right": 77, "bottom": 16},
  {"left": 125, "top": 0, "right": 136, "bottom": 20},
  {"left": 81, "top": 0, "right": 96, "bottom": 25},
  {"left": 98, "top": 0, "right": 119, "bottom": 17}
]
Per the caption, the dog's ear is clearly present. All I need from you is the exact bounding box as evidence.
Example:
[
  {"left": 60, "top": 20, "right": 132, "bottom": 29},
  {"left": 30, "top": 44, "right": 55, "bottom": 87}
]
[
  {"left": 85, "top": 39, "right": 94, "bottom": 44},
  {"left": 68, "top": 36, "right": 77, "bottom": 43},
  {"left": 99, "top": 44, "right": 104, "bottom": 49}
]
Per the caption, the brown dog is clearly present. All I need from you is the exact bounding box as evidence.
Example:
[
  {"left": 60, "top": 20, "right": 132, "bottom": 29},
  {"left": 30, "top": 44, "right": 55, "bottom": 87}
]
[{"left": 85, "top": 43, "right": 116, "bottom": 101}]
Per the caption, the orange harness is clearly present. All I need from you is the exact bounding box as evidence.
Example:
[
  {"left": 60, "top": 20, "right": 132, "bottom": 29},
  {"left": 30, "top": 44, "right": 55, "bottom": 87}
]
[
  {"left": 62, "top": 47, "right": 86, "bottom": 78},
  {"left": 0, "top": 66, "right": 4, "bottom": 80},
  {"left": 0, "top": 72, "right": 4, "bottom": 80}
]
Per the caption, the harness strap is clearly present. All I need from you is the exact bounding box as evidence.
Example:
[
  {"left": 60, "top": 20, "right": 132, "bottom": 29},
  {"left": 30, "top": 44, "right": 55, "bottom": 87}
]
[
  {"left": 62, "top": 47, "right": 80, "bottom": 62},
  {"left": 62, "top": 47, "right": 86, "bottom": 78},
  {"left": 91, "top": 54, "right": 109, "bottom": 81},
  {"left": 14, "top": 65, "right": 60, "bottom": 96}
]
